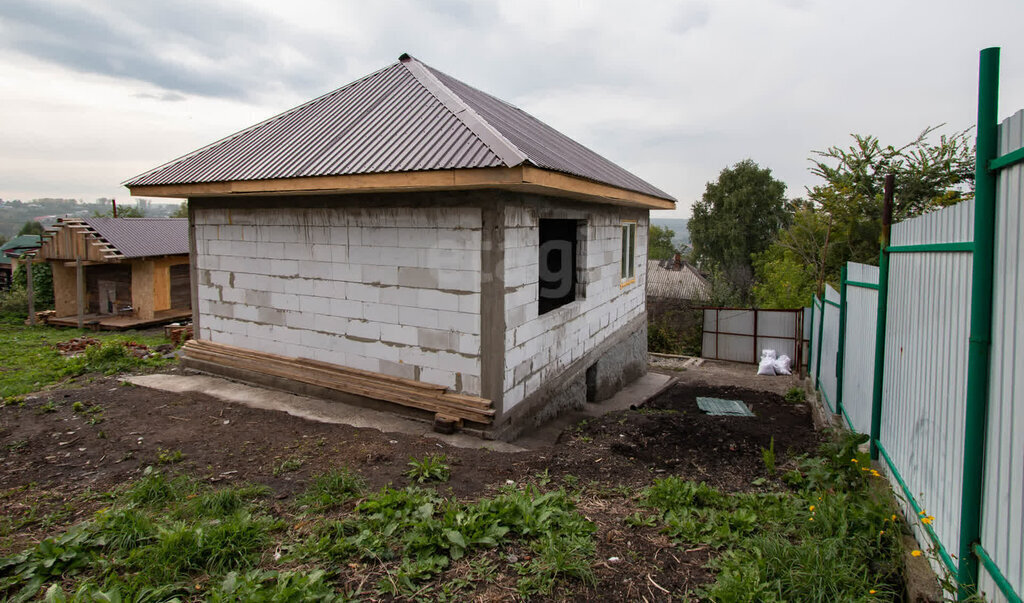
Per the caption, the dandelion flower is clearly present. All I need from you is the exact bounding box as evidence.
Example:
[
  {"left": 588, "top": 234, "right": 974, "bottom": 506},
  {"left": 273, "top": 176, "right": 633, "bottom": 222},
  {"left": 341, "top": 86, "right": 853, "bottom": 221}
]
[
  {"left": 809, "top": 505, "right": 816, "bottom": 512},
  {"left": 891, "top": 514, "right": 897, "bottom": 521},
  {"left": 851, "top": 458, "right": 859, "bottom": 463},
  {"left": 871, "top": 470, "right": 881, "bottom": 477},
  {"left": 809, "top": 517, "right": 814, "bottom": 522},
  {"left": 870, "top": 590, "right": 877, "bottom": 594},
  {"left": 922, "top": 516, "right": 935, "bottom": 525},
  {"left": 880, "top": 530, "right": 885, "bottom": 535},
  {"left": 911, "top": 550, "right": 923, "bottom": 557},
  {"left": 919, "top": 510, "right": 927, "bottom": 516}
]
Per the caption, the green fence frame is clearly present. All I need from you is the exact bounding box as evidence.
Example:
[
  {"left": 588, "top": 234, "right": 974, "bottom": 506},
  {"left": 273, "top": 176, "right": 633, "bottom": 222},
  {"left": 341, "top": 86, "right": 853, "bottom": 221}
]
[{"left": 804, "top": 48, "right": 1020, "bottom": 601}]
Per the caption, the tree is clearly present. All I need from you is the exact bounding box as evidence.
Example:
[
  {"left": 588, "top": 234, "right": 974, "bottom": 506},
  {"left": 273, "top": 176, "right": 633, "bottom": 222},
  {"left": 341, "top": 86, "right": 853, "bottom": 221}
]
[
  {"left": 92, "top": 199, "right": 146, "bottom": 218},
  {"left": 647, "top": 224, "right": 676, "bottom": 260},
  {"left": 752, "top": 203, "right": 829, "bottom": 308},
  {"left": 17, "top": 221, "right": 44, "bottom": 236},
  {"left": 751, "top": 125, "right": 974, "bottom": 308},
  {"left": 170, "top": 202, "right": 188, "bottom": 218},
  {"left": 808, "top": 126, "right": 974, "bottom": 267},
  {"left": 689, "top": 159, "right": 789, "bottom": 301}
]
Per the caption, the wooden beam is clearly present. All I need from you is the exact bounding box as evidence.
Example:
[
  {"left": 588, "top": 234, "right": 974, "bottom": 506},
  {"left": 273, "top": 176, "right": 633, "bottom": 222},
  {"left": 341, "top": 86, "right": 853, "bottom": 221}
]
[
  {"left": 25, "top": 260, "right": 34, "bottom": 326},
  {"left": 75, "top": 259, "right": 84, "bottom": 329},
  {"left": 127, "top": 165, "right": 676, "bottom": 210}
]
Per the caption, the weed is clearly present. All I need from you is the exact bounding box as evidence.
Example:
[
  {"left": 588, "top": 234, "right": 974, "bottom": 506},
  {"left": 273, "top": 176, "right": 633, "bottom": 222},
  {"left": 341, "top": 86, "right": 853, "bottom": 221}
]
[
  {"left": 516, "top": 533, "right": 595, "bottom": 596},
  {"left": 296, "top": 468, "right": 365, "bottom": 511},
  {"left": 123, "top": 467, "right": 195, "bottom": 508},
  {"left": 6, "top": 440, "right": 28, "bottom": 453},
  {"left": 35, "top": 401, "right": 58, "bottom": 415},
  {"left": 210, "top": 569, "right": 340, "bottom": 601},
  {"left": 182, "top": 485, "right": 271, "bottom": 519},
  {"left": 156, "top": 449, "right": 185, "bottom": 465},
  {"left": 71, "top": 402, "right": 85, "bottom": 413},
  {"left": 639, "top": 432, "right": 904, "bottom": 600},
  {"left": 761, "top": 436, "right": 776, "bottom": 476},
  {"left": 273, "top": 457, "right": 304, "bottom": 476},
  {"left": 624, "top": 512, "right": 658, "bottom": 528},
  {"left": 534, "top": 468, "right": 552, "bottom": 487},
  {"left": 784, "top": 387, "right": 805, "bottom": 405},
  {"left": 1, "top": 395, "right": 25, "bottom": 407},
  {"left": 405, "top": 454, "right": 451, "bottom": 483}
]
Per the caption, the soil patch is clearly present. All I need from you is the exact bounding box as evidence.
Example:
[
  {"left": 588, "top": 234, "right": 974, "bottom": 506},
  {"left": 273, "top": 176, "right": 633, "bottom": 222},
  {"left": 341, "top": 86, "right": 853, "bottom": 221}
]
[{"left": 0, "top": 368, "right": 822, "bottom": 600}]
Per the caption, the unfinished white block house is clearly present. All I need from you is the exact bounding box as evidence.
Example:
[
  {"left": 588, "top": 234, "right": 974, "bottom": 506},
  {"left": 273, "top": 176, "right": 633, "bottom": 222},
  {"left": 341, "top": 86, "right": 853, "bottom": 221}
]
[{"left": 126, "top": 54, "right": 675, "bottom": 438}]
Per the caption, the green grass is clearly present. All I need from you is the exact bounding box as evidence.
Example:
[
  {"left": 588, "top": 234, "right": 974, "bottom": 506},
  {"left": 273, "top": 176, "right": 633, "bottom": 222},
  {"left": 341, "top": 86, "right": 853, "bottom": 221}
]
[
  {"left": 0, "top": 324, "right": 174, "bottom": 398},
  {"left": 0, "top": 434, "right": 909, "bottom": 601},
  {"left": 638, "top": 433, "right": 905, "bottom": 601},
  {"left": 295, "top": 468, "right": 365, "bottom": 512},
  {"left": 405, "top": 454, "right": 451, "bottom": 483}
]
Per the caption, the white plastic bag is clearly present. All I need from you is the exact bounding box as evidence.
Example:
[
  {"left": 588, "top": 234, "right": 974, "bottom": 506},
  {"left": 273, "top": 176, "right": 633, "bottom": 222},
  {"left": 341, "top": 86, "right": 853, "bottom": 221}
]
[
  {"left": 761, "top": 349, "right": 777, "bottom": 361},
  {"left": 757, "top": 356, "right": 777, "bottom": 376},
  {"left": 774, "top": 354, "right": 792, "bottom": 375}
]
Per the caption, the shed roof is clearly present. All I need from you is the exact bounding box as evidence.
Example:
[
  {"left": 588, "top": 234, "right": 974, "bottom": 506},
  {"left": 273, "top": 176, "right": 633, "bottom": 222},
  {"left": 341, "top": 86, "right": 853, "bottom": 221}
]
[
  {"left": 39, "top": 218, "right": 188, "bottom": 262},
  {"left": 125, "top": 55, "right": 674, "bottom": 209},
  {"left": 85, "top": 218, "right": 189, "bottom": 258},
  {"left": 646, "top": 259, "right": 711, "bottom": 301},
  {"left": 1, "top": 234, "right": 42, "bottom": 257}
]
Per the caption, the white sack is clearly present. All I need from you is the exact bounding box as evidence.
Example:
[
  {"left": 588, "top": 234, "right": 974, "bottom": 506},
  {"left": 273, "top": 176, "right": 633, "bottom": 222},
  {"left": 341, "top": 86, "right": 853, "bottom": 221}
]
[
  {"left": 757, "top": 356, "right": 777, "bottom": 376},
  {"left": 774, "top": 355, "right": 792, "bottom": 375},
  {"left": 760, "top": 349, "right": 777, "bottom": 360}
]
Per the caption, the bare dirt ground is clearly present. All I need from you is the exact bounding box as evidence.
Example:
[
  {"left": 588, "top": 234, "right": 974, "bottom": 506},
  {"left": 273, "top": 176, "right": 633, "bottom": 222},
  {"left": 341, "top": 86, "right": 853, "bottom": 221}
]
[{"left": 0, "top": 359, "right": 821, "bottom": 600}]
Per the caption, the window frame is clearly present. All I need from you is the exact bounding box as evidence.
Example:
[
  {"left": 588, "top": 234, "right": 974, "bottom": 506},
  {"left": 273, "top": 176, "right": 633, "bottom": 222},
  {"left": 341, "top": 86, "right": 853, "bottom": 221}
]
[{"left": 620, "top": 220, "right": 637, "bottom": 287}]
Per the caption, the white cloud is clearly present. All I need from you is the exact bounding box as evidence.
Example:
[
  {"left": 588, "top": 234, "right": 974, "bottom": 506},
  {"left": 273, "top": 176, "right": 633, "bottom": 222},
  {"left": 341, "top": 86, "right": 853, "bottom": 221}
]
[{"left": 2, "top": 0, "right": 1024, "bottom": 216}]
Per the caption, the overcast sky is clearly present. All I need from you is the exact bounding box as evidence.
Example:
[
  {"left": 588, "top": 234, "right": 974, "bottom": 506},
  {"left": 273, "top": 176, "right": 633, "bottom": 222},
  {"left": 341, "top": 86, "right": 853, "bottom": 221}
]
[{"left": 2, "top": 0, "right": 1023, "bottom": 218}]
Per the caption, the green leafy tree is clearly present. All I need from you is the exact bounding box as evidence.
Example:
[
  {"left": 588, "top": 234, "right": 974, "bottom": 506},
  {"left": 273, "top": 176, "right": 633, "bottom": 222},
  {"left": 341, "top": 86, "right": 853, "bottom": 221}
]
[
  {"left": 808, "top": 126, "right": 974, "bottom": 267},
  {"left": 752, "top": 125, "right": 974, "bottom": 308},
  {"left": 647, "top": 224, "right": 676, "bottom": 260},
  {"left": 170, "top": 202, "right": 188, "bottom": 218},
  {"left": 17, "top": 221, "right": 44, "bottom": 236},
  {"left": 689, "top": 160, "right": 789, "bottom": 301},
  {"left": 12, "top": 261, "right": 54, "bottom": 307}
]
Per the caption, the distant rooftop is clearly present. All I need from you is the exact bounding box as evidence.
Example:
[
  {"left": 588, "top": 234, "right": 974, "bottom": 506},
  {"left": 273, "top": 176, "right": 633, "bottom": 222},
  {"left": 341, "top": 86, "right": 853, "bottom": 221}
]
[
  {"left": 126, "top": 54, "right": 674, "bottom": 208},
  {"left": 646, "top": 259, "right": 711, "bottom": 301}
]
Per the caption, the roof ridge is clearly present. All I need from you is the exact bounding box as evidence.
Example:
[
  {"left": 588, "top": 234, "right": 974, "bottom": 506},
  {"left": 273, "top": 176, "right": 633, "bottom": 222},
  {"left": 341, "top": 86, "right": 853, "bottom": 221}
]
[{"left": 399, "top": 55, "right": 528, "bottom": 168}]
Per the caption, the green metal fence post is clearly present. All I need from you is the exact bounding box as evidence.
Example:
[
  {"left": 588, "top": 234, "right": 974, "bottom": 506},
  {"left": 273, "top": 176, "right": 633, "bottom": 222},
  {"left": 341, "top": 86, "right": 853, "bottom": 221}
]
[
  {"left": 808, "top": 298, "right": 815, "bottom": 376},
  {"left": 814, "top": 295, "right": 825, "bottom": 395},
  {"left": 835, "top": 265, "right": 848, "bottom": 419},
  {"left": 869, "top": 175, "right": 895, "bottom": 460},
  {"left": 957, "top": 46, "right": 1000, "bottom": 600}
]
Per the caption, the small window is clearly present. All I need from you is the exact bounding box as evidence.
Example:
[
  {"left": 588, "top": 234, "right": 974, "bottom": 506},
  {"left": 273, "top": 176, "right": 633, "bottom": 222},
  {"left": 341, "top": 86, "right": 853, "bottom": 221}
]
[
  {"left": 621, "top": 221, "right": 636, "bottom": 285},
  {"left": 539, "top": 219, "right": 578, "bottom": 315}
]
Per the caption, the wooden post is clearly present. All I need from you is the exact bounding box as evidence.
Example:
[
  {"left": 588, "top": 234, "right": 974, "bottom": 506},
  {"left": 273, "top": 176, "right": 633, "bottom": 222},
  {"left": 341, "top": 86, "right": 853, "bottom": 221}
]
[
  {"left": 25, "top": 259, "right": 35, "bottom": 326},
  {"left": 76, "top": 258, "right": 84, "bottom": 329}
]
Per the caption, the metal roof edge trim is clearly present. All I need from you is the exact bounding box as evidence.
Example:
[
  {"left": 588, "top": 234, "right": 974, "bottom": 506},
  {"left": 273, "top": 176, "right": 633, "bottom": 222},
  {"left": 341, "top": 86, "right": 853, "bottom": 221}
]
[
  {"left": 400, "top": 57, "right": 529, "bottom": 169},
  {"left": 121, "top": 62, "right": 403, "bottom": 188}
]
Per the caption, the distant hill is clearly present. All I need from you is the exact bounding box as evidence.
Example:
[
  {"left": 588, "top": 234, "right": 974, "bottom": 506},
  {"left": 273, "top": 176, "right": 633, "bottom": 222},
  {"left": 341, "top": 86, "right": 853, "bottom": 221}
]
[{"left": 651, "top": 218, "right": 690, "bottom": 251}]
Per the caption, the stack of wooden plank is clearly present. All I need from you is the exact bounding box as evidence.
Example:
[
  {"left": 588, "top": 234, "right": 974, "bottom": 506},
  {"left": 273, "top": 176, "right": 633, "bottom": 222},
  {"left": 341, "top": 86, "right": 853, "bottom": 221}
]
[{"left": 183, "top": 340, "right": 494, "bottom": 425}]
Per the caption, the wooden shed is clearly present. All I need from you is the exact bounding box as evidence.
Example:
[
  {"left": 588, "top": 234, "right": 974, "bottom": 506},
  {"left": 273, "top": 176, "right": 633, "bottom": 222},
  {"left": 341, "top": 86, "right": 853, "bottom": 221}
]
[{"left": 38, "top": 217, "right": 192, "bottom": 330}]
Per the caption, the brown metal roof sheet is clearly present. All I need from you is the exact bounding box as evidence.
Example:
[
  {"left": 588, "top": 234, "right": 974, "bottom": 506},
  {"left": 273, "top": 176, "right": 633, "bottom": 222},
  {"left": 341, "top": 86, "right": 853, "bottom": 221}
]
[
  {"left": 84, "top": 218, "right": 189, "bottom": 258},
  {"left": 125, "top": 55, "right": 674, "bottom": 202}
]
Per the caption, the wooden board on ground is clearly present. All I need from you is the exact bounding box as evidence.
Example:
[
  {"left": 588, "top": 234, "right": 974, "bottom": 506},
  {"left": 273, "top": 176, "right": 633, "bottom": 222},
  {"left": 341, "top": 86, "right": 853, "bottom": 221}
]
[{"left": 182, "top": 340, "right": 494, "bottom": 425}]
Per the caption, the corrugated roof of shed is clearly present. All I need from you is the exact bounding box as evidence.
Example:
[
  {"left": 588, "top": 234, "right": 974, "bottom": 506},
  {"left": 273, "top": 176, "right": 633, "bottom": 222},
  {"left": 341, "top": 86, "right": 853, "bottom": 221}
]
[
  {"left": 125, "top": 55, "right": 674, "bottom": 202},
  {"left": 84, "top": 218, "right": 189, "bottom": 258},
  {"left": 646, "top": 259, "right": 711, "bottom": 301}
]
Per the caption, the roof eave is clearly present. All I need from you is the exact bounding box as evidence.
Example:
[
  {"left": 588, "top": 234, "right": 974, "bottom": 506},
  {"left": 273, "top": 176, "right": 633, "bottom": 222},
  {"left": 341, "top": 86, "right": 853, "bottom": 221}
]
[{"left": 125, "top": 165, "right": 676, "bottom": 210}]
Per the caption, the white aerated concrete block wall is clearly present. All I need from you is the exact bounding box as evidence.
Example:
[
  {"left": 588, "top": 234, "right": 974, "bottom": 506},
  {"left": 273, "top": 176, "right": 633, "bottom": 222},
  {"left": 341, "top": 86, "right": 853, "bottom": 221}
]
[
  {"left": 193, "top": 207, "right": 482, "bottom": 395},
  {"left": 502, "top": 204, "right": 647, "bottom": 410}
]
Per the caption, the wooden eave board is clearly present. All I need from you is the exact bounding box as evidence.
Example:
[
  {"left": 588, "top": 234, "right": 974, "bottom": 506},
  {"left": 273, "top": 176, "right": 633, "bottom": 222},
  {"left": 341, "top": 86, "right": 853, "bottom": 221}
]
[{"left": 127, "top": 165, "right": 675, "bottom": 210}]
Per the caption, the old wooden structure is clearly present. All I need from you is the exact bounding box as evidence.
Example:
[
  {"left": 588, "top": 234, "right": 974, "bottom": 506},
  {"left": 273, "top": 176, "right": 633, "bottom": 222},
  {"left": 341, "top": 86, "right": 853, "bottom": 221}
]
[{"left": 38, "top": 217, "right": 191, "bottom": 330}]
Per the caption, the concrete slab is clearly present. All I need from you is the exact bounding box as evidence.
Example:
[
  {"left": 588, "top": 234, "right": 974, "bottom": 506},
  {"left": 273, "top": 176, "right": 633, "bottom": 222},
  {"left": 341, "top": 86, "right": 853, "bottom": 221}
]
[
  {"left": 126, "top": 373, "right": 523, "bottom": 453},
  {"left": 512, "top": 372, "right": 676, "bottom": 448}
]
